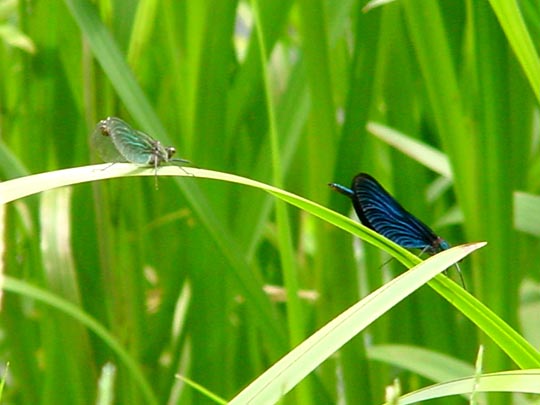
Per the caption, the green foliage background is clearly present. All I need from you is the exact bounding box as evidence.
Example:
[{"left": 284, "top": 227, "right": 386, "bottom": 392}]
[{"left": 0, "top": 0, "right": 539, "bottom": 403}]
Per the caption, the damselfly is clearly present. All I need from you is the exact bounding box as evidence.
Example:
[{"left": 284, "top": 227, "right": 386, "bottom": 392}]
[
  {"left": 329, "top": 173, "right": 465, "bottom": 288},
  {"left": 91, "top": 116, "right": 190, "bottom": 188}
]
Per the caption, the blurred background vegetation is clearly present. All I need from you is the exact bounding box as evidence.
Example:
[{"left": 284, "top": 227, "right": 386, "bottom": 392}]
[{"left": 0, "top": 0, "right": 539, "bottom": 403}]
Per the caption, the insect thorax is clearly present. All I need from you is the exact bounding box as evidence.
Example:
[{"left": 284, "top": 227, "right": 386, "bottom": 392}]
[
  {"left": 427, "top": 237, "right": 450, "bottom": 254},
  {"left": 147, "top": 140, "right": 172, "bottom": 165}
]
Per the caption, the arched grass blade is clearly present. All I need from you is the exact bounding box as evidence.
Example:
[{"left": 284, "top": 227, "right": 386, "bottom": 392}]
[{"left": 229, "top": 243, "right": 485, "bottom": 404}]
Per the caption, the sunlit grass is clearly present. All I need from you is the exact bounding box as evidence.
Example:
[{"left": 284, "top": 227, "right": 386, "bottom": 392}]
[{"left": 1, "top": 0, "right": 540, "bottom": 403}]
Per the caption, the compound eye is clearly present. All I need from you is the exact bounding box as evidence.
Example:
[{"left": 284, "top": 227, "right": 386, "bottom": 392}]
[
  {"left": 98, "top": 120, "right": 110, "bottom": 136},
  {"left": 167, "top": 147, "right": 176, "bottom": 159}
]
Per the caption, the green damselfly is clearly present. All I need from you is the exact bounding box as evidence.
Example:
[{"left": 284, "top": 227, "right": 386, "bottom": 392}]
[{"left": 92, "top": 116, "right": 190, "bottom": 188}]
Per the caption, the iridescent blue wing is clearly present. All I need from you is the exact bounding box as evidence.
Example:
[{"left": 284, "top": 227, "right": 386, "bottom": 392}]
[
  {"left": 329, "top": 173, "right": 466, "bottom": 288},
  {"left": 351, "top": 173, "right": 444, "bottom": 252}
]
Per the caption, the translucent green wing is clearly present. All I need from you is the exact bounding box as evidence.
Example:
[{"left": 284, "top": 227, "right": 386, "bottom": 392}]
[
  {"left": 110, "top": 128, "right": 156, "bottom": 164},
  {"left": 91, "top": 116, "right": 187, "bottom": 169},
  {"left": 106, "top": 119, "right": 159, "bottom": 165},
  {"left": 90, "top": 118, "right": 128, "bottom": 163}
]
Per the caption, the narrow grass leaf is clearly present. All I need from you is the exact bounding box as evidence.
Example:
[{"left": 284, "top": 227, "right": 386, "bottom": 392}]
[
  {"left": 229, "top": 243, "right": 485, "bottom": 404},
  {"left": 367, "top": 122, "right": 452, "bottom": 178},
  {"left": 488, "top": 0, "right": 540, "bottom": 102},
  {"left": 395, "top": 369, "right": 540, "bottom": 404},
  {"left": 174, "top": 374, "right": 227, "bottom": 405},
  {"left": 1, "top": 276, "right": 158, "bottom": 405},
  {"left": 367, "top": 344, "right": 475, "bottom": 382}
]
